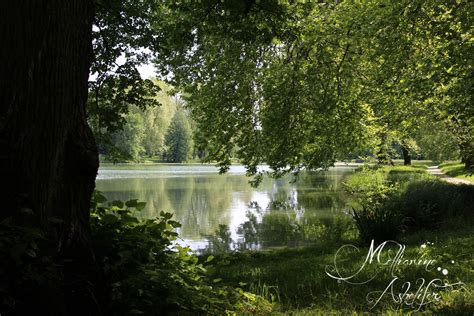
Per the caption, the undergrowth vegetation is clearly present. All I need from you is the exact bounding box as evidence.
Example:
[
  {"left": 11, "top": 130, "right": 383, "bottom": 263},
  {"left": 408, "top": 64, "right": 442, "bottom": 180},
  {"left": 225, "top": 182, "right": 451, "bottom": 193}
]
[
  {"left": 343, "top": 165, "right": 474, "bottom": 243},
  {"left": 209, "top": 224, "right": 474, "bottom": 314},
  {"left": 0, "top": 193, "right": 274, "bottom": 315},
  {"left": 0, "top": 211, "right": 61, "bottom": 315},
  {"left": 90, "top": 191, "right": 273, "bottom": 315}
]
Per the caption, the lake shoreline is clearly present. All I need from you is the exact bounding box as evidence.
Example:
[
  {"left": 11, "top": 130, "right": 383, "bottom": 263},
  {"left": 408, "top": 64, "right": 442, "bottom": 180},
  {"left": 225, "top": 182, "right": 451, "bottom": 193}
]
[
  {"left": 99, "top": 161, "right": 366, "bottom": 167},
  {"left": 96, "top": 164, "right": 356, "bottom": 252}
]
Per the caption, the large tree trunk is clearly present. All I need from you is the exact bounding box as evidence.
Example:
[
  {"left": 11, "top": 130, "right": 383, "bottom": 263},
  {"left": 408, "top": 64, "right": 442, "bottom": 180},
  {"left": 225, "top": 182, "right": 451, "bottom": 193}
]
[
  {"left": 448, "top": 118, "right": 474, "bottom": 169},
  {"left": 0, "top": 1, "right": 105, "bottom": 315},
  {"left": 401, "top": 142, "right": 411, "bottom": 166},
  {"left": 459, "top": 138, "right": 474, "bottom": 169},
  {"left": 461, "top": 152, "right": 474, "bottom": 169}
]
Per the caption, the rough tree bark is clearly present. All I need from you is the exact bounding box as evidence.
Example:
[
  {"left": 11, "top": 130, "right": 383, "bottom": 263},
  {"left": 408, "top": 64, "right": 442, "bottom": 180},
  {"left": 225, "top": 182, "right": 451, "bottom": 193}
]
[
  {"left": 458, "top": 135, "right": 474, "bottom": 169},
  {"left": 448, "top": 118, "right": 474, "bottom": 169},
  {"left": 0, "top": 1, "right": 105, "bottom": 315},
  {"left": 401, "top": 142, "right": 411, "bottom": 166}
]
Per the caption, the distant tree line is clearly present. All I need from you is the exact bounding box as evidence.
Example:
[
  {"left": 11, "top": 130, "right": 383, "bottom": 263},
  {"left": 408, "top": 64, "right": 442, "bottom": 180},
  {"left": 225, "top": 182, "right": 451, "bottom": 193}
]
[
  {"left": 90, "top": 82, "right": 195, "bottom": 163},
  {"left": 94, "top": 77, "right": 459, "bottom": 165}
]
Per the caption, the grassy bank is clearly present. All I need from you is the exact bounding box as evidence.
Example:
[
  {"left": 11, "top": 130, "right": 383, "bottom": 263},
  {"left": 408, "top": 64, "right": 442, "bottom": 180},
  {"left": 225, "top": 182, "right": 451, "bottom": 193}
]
[
  {"left": 392, "top": 159, "right": 437, "bottom": 168},
  {"left": 209, "top": 224, "right": 473, "bottom": 314},
  {"left": 439, "top": 162, "right": 474, "bottom": 184},
  {"left": 208, "top": 165, "right": 474, "bottom": 314}
]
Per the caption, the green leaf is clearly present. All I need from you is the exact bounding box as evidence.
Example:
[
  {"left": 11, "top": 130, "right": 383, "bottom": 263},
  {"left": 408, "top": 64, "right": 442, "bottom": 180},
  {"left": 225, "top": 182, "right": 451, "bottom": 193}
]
[
  {"left": 25, "top": 249, "right": 36, "bottom": 258},
  {"left": 168, "top": 220, "right": 181, "bottom": 228},
  {"left": 160, "top": 211, "right": 173, "bottom": 220},
  {"left": 136, "top": 202, "right": 146, "bottom": 211},
  {"left": 94, "top": 191, "right": 107, "bottom": 203},
  {"left": 125, "top": 199, "right": 139, "bottom": 208},
  {"left": 102, "top": 214, "right": 119, "bottom": 224},
  {"left": 110, "top": 200, "right": 124, "bottom": 208}
]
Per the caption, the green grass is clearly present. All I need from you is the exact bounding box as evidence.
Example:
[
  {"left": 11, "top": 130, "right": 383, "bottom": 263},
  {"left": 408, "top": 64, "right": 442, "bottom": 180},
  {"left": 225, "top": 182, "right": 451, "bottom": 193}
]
[
  {"left": 439, "top": 162, "right": 474, "bottom": 184},
  {"left": 209, "top": 220, "right": 474, "bottom": 314},
  {"left": 392, "top": 159, "right": 438, "bottom": 169}
]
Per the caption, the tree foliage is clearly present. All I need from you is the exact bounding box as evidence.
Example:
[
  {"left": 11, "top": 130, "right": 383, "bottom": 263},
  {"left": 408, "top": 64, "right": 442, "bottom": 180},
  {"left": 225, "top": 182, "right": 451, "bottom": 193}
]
[
  {"left": 86, "top": 0, "right": 472, "bottom": 170},
  {"left": 155, "top": 1, "right": 372, "bottom": 182},
  {"left": 164, "top": 109, "right": 193, "bottom": 163},
  {"left": 87, "top": 0, "right": 161, "bottom": 159},
  {"left": 153, "top": 0, "right": 473, "bottom": 174},
  {"left": 112, "top": 110, "right": 146, "bottom": 162},
  {"left": 346, "top": 0, "right": 473, "bottom": 166}
]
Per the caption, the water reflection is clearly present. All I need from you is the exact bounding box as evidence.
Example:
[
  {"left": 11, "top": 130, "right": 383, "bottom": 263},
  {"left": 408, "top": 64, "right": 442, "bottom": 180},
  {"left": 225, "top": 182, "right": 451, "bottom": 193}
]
[
  {"left": 95, "top": 164, "right": 355, "bottom": 251},
  {"left": 203, "top": 199, "right": 353, "bottom": 254}
]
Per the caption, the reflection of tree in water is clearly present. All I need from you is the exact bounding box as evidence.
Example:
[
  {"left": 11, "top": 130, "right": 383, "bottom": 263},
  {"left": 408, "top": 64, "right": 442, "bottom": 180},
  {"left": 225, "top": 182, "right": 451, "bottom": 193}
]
[
  {"left": 97, "top": 168, "right": 355, "bottom": 252},
  {"left": 202, "top": 224, "right": 233, "bottom": 254},
  {"left": 97, "top": 175, "right": 235, "bottom": 239},
  {"left": 236, "top": 210, "right": 308, "bottom": 250},
  {"left": 204, "top": 193, "right": 352, "bottom": 253},
  {"left": 265, "top": 171, "right": 349, "bottom": 215},
  {"left": 296, "top": 192, "right": 345, "bottom": 212},
  {"left": 167, "top": 175, "right": 238, "bottom": 239},
  {"left": 297, "top": 172, "right": 337, "bottom": 190},
  {"left": 96, "top": 178, "right": 173, "bottom": 218}
]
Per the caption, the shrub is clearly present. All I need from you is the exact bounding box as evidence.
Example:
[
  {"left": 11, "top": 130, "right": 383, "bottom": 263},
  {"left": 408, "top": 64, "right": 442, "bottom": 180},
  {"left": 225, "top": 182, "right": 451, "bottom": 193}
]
[
  {"left": 204, "top": 224, "right": 235, "bottom": 254},
  {"left": 343, "top": 166, "right": 405, "bottom": 243},
  {"left": 351, "top": 203, "right": 404, "bottom": 244},
  {"left": 90, "top": 191, "right": 273, "bottom": 315},
  {"left": 0, "top": 210, "right": 62, "bottom": 315},
  {"left": 343, "top": 166, "right": 397, "bottom": 209},
  {"left": 0, "top": 193, "right": 274, "bottom": 315},
  {"left": 344, "top": 166, "right": 474, "bottom": 244},
  {"left": 389, "top": 180, "right": 474, "bottom": 229}
]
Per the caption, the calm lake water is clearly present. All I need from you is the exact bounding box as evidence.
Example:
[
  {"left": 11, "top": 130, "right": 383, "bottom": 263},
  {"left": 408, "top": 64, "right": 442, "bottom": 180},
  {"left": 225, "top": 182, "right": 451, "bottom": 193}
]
[{"left": 95, "top": 164, "right": 356, "bottom": 252}]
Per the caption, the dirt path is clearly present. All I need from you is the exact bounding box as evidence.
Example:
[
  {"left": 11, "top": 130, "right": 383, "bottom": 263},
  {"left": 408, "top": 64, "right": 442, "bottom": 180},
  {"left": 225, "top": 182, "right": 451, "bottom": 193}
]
[{"left": 426, "top": 166, "right": 472, "bottom": 185}]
